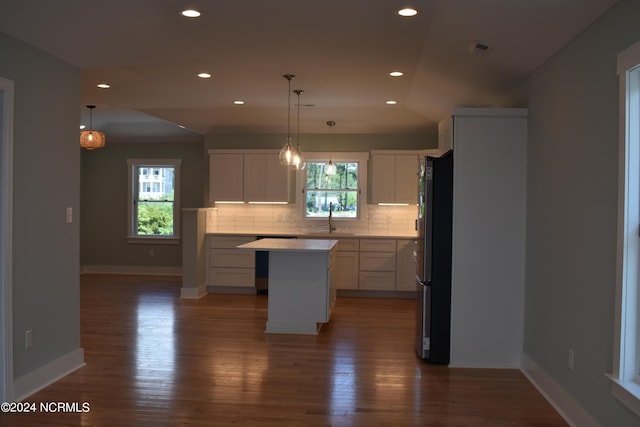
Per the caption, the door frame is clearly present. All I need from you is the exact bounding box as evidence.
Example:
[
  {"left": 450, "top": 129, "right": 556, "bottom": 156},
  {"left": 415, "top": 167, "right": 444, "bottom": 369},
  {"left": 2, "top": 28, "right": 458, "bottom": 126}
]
[{"left": 0, "top": 76, "right": 15, "bottom": 402}]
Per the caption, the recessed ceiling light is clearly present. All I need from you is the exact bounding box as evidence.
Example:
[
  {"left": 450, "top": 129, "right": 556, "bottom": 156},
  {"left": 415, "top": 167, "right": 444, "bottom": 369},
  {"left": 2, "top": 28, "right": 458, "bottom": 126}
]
[
  {"left": 180, "top": 9, "right": 201, "bottom": 18},
  {"left": 178, "top": 125, "right": 186, "bottom": 129},
  {"left": 397, "top": 8, "right": 418, "bottom": 17},
  {"left": 386, "top": 100, "right": 398, "bottom": 105},
  {"left": 233, "top": 100, "right": 245, "bottom": 105},
  {"left": 389, "top": 71, "right": 404, "bottom": 77},
  {"left": 80, "top": 125, "right": 86, "bottom": 130},
  {"left": 97, "top": 83, "right": 110, "bottom": 89},
  {"left": 197, "top": 72, "right": 212, "bottom": 79}
]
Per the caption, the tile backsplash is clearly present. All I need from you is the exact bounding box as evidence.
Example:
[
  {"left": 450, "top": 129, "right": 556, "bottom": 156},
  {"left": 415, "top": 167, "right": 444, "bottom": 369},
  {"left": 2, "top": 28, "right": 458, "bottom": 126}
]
[{"left": 204, "top": 204, "right": 417, "bottom": 236}]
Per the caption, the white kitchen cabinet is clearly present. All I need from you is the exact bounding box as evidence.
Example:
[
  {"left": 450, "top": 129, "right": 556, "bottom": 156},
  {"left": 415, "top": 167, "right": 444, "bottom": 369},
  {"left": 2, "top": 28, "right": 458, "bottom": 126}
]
[
  {"left": 207, "top": 235, "right": 256, "bottom": 290},
  {"left": 209, "top": 150, "right": 292, "bottom": 203},
  {"left": 335, "top": 252, "right": 359, "bottom": 290},
  {"left": 243, "top": 153, "right": 291, "bottom": 202},
  {"left": 396, "top": 239, "right": 416, "bottom": 291},
  {"left": 370, "top": 151, "right": 419, "bottom": 204},
  {"left": 359, "top": 238, "right": 396, "bottom": 290},
  {"left": 307, "top": 238, "right": 359, "bottom": 290},
  {"left": 236, "top": 239, "right": 337, "bottom": 334},
  {"left": 209, "top": 153, "right": 244, "bottom": 202},
  {"left": 335, "top": 240, "right": 359, "bottom": 290}
]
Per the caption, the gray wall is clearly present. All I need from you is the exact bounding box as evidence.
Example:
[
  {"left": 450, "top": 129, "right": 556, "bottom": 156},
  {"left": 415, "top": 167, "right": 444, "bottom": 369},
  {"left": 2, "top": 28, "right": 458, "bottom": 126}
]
[
  {"left": 505, "top": 0, "right": 639, "bottom": 425},
  {"left": 80, "top": 142, "right": 205, "bottom": 267},
  {"left": 0, "top": 33, "right": 81, "bottom": 379}
]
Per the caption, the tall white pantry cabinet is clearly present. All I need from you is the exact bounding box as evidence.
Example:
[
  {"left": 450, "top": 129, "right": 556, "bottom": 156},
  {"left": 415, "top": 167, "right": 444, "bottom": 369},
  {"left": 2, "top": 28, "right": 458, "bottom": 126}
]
[{"left": 442, "top": 108, "right": 527, "bottom": 368}]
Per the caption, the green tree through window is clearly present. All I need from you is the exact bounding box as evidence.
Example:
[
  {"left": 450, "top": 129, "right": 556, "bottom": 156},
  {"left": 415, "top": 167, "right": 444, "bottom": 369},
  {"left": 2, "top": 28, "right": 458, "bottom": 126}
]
[
  {"left": 305, "top": 162, "right": 358, "bottom": 218},
  {"left": 127, "top": 159, "right": 181, "bottom": 241}
]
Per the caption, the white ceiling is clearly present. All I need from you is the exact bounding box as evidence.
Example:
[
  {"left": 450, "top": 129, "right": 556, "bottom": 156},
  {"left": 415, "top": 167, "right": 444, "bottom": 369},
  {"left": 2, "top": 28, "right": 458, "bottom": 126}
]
[{"left": 0, "top": 0, "right": 620, "bottom": 141}]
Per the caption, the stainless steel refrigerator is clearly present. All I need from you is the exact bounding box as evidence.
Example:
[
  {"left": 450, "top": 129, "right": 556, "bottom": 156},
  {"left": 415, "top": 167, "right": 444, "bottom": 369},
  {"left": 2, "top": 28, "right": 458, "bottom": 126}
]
[{"left": 415, "top": 150, "right": 453, "bottom": 363}]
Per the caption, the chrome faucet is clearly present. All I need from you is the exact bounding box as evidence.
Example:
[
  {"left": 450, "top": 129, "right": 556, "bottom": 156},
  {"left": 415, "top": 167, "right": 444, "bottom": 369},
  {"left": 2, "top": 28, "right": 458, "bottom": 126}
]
[{"left": 328, "top": 202, "right": 336, "bottom": 233}]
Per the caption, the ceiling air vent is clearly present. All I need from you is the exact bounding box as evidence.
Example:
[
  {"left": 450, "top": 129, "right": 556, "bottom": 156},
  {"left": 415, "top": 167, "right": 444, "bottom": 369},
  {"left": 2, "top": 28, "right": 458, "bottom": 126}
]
[{"left": 469, "top": 40, "right": 493, "bottom": 56}]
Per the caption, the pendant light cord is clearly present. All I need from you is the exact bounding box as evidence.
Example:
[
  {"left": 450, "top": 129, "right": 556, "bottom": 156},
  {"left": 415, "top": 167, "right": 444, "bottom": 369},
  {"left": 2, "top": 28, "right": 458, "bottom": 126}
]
[{"left": 284, "top": 74, "right": 295, "bottom": 140}]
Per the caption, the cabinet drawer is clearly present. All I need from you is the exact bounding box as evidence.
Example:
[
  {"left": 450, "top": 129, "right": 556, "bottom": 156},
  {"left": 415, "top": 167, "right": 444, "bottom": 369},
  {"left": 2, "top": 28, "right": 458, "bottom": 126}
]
[
  {"left": 359, "top": 271, "right": 395, "bottom": 291},
  {"left": 336, "top": 238, "right": 359, "bottom": 252},
  {"left": 335, "top": 251, "right": 359, "bottom": 290},
  {"left": 359, "top": 239, "right": 396, "bottom": 252},
  {"left": 359, "top": 251, "right": 396, "bottom": 271},
  {"left": 210, "top": 249, "right": 255, "bottom": 268},
  {"left": 210, "top": 267, "right": 255, "bottom": 287},
  {"left": 208, "top": 235, "right": 256, "bottom": 249}
]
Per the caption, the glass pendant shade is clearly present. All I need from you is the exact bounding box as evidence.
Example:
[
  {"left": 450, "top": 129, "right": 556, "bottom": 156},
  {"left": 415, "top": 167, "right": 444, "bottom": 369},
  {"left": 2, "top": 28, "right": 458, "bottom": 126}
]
[
  {"left": 325, "top": 120, "right": 336, "bottom": 175},
  {"left": 279, "top": 74, "right": 298, "bottom": 166},
  {"left": 279, "top": 137, "right": 298, "bottom": 166},
  {"left": 325, "top": 159, "right": 336, "bottom": 175},
  {"left": 293, "top": 151, "right": 306, "bottom": 170},
  {"left": 80, "top": 105, "right": 105, "bottom": 150}
]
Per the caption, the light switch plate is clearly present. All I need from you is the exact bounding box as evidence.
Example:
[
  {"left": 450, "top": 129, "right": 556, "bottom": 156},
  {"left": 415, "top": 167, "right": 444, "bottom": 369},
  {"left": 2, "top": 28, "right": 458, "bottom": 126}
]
[{"left": 66, "top": 207, "right": 72, "bottom": 224}]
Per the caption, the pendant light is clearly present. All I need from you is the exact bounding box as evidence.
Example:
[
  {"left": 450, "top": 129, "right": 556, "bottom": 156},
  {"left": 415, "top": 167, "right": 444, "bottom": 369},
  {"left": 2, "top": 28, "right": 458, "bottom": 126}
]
[
  {"left": 79, "top": 105, "right": 106, "bottom": 150},
  {"left": 292, "top": 89, "right": 306, "bottom": 170},
  {"left": 279, "top": 74, "right": 299, "bottom": 166},
  {"left": 325, "top": 121, "right": 337, "bottom": 175}
]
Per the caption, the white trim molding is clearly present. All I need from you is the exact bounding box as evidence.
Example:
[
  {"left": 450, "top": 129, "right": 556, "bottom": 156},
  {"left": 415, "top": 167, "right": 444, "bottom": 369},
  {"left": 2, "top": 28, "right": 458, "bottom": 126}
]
[
  {"left": 80, "top": 265, "right": 182, "bottom": 276},
  {"left": 180, "top": 285, "right": 207, "bottom": 299},
  {"left": 0, "top": 76, "right": 14, "bottom": 402},
  {"left": 521, "top": 353, "right": 599, "bottom": 427},
  {"left": 609, "top": 38, "right": 640, "bottom": 418},
  {"left": 13, "top": 348, "right": 85, "bottom": 401}
]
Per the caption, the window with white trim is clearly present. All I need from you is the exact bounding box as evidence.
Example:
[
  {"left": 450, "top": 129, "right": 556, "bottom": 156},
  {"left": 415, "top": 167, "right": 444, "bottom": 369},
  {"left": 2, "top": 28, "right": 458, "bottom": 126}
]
[
  {"left": 127, "top": 159, "right": 181, "bottom": 243},
  {"left": 610, "top": 40, "right": 640, "bottom": 417},
  {"left": 296, "top": 152, "right": 368, "bottom": 222}
]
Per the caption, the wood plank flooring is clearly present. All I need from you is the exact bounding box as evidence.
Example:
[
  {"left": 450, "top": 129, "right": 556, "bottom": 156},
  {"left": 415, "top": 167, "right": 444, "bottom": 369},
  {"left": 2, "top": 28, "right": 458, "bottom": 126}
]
[{"left": 1, "top": 274, "right": 567, "bottom": 426}]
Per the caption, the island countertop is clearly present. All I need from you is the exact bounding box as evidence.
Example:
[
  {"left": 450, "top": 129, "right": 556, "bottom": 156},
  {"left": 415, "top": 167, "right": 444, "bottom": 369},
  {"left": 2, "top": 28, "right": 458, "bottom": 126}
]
[{"left": 236, "top": 238, "right": 338, "bottom": 252}]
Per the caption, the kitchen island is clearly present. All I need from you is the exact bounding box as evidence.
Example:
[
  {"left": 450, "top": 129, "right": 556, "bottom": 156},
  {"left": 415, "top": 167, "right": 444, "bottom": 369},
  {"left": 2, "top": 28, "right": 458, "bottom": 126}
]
[{"left": 236, "top": 238, "right": 338, "bottom": 335}]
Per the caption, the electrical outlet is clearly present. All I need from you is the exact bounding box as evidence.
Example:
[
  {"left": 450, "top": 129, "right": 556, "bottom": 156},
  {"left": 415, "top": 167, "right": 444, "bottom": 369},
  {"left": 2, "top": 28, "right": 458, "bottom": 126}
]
[
  {"left": 25, "top": 329, "right": 32, "bottom": 350},
  {"left": 568, "top": 349, "right": 575, "bottom": 372},
  {"left": 66, "top": 207, "right": 73, "bottom": 224}
]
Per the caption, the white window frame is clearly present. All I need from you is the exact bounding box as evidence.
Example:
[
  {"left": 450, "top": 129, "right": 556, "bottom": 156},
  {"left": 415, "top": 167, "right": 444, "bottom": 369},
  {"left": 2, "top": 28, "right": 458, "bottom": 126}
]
[
  {"left": 127, "top": 159, "right": 181, "bottom": 244},
  {"left": 296, "top": 152, "right": 369, "bottom": 225},
  {"left": 609, "top": 39, "right": 640, "bottom": 417}
]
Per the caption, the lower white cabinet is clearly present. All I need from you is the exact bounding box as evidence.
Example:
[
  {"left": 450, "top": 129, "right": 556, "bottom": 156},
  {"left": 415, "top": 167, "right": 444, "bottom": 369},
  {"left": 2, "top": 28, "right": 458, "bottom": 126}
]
[
  {"left": 359, "top": 239, "right": 397, "bottom": 291},
  {"left": 336, "top": 239, "right": 360, "bottom": 290},
  {"left": 207, "top": 235, "right": 256, "bottom": 288},
  {"left": 396, "top": 239, "right": 417, "bottom": 291},
  {"left": 205, "top": 235, "right": 416, "bottom": 294},
  {"left": 359, "top": 271, "right": 396, "bottom": 291}
]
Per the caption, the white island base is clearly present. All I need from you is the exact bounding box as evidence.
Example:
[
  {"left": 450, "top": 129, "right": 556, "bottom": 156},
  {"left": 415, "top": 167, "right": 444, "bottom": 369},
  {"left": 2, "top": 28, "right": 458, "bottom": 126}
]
[{"left": 236, "top": 239, "right": 337, "bottom": 335}]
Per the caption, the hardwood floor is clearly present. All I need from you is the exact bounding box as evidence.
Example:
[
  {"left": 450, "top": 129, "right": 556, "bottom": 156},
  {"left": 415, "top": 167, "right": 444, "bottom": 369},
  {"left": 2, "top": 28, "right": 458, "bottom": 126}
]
[{"left": 1, "top": 274, "right": 567, "bottom": 426}]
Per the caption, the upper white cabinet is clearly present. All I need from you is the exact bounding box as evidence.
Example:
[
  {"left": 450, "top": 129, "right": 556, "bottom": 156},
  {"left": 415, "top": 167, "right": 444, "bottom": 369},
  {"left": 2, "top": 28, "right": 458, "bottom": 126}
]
[
  {"left": 209, "top": 150, "right": 292, "bottom": 203},
  {"left": 209, "top": 153, "right": 244, "bottom": 202},
  {"left": 370, "top": 151, "right": 419, "bottom": 204},
  {"left": 243, "top": 153, "right": 290, "bottom": 202}
]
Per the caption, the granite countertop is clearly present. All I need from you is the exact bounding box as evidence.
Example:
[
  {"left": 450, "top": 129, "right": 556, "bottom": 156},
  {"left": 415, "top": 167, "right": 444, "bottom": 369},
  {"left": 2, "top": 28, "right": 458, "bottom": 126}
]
[{"left": 236, "top": 238, "right": 338, "bottom": 252}]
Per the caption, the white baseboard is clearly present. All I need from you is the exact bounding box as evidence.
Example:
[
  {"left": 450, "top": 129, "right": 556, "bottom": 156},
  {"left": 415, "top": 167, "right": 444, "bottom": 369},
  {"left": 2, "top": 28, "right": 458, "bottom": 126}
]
[
  {"left": 13, "top": 348, "right": 85, "bottom": 401},
  {"left": 520, "top": 352, "right": 599, "bottom": 427},
  {"left": 180, "top": 285, "right": 207, "bottom": 299},
  {"left": 80, "top": 265, "right": 182, "bottom": 276},
  {"left": 449, "top": 361, "right": 520, "bottom": 369}
]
